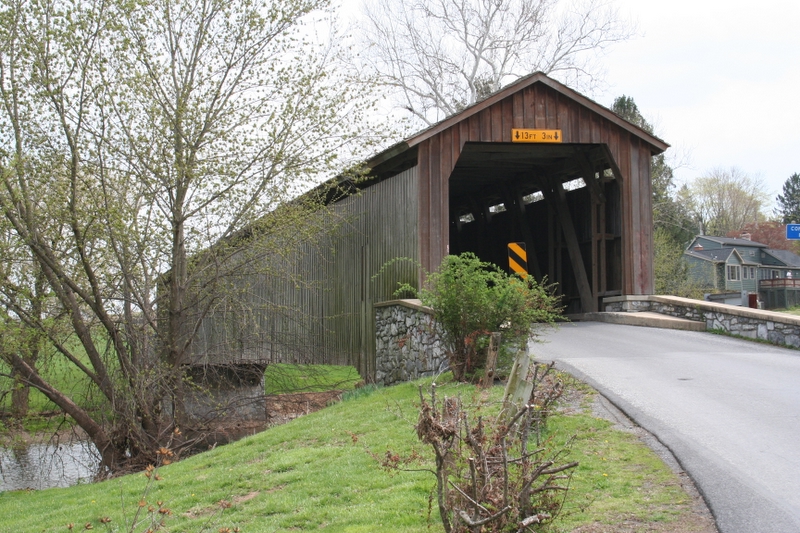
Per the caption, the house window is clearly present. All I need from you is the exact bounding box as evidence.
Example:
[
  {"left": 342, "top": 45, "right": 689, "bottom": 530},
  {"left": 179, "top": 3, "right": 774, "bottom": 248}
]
[
  {"left": 727, "top": 265, "right": 741, "bottom": 281},
  {"left": 750, "top": 267, "right": 756, "bottom": 279},
  {"left": 743, "top": 267, "right": 749, "bottom": 280}
]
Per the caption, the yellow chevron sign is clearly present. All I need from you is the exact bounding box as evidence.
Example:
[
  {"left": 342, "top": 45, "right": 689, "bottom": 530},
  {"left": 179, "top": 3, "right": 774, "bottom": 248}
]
[{"left": 508, "top": 242, "right": 528, "bottom": 279}]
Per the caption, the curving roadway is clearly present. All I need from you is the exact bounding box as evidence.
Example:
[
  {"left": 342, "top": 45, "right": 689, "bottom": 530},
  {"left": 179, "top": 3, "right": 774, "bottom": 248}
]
[{"left": 534, "top": 321, "right": 800, "bottom": 533}]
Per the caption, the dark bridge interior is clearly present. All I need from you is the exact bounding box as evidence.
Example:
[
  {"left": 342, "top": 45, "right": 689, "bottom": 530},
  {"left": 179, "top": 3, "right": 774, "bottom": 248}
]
[{"left": 448, "top": 142, "right": 624, "bottom": 313}]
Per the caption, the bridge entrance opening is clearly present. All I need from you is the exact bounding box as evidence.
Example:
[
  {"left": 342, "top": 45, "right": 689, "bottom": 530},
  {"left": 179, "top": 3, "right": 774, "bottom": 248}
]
[{"left": 448, "top": 142, "right": 624, "bottom": 314}]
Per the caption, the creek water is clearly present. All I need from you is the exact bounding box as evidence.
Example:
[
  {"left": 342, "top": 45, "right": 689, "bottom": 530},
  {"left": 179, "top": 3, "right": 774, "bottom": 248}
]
[{"left": 0, "top": 439, "right": 100, "bottom": 491}]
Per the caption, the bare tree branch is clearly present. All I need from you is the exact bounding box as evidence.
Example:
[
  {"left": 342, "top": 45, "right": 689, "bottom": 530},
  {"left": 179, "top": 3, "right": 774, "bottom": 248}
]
[{"left": 357, "top": 0, "right": 634, "bottom": 125}]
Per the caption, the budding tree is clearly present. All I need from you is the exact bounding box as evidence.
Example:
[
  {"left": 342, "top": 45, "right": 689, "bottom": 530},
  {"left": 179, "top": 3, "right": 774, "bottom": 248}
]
[
  {"left": 687, "top": 167, "right": 769, "bottom": 237},
  {"left": 357, "top": 0, "right": 634, "bottom": 125},
  {"left": 0, "top": 0, "right": 373, "bottom": 471}
]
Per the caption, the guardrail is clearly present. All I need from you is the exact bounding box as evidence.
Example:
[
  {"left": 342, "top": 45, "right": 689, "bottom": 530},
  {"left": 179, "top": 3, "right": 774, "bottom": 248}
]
[{"left": 759, "top": 278, "right": 800, "bottom": 289}]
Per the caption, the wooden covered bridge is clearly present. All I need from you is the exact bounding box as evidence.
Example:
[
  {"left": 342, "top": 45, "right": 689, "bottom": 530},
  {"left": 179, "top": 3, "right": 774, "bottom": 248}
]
[{"left": 192, "top": 72, "right": 668, "bottom": 381}]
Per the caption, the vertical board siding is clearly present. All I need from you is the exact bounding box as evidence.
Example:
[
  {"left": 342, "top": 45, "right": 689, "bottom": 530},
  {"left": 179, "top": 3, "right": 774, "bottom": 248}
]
[
  {"left": 322, "top": 167, "right": 421, "bottom": 377},
  {"left": 419, "top": 141, "right": 431, "bottom": 273},
  {"left": 629, "top": 136, "right": 642, "bottom": 293},
  {"left": 636, "top": 141, "right": 655, "bottom": 293},
  {"left": 512, "top": 92, "right": 524, "bottom": 128},
  {"left": 501, "top": 97, "right": 514, "bottom": 141},
  {"left": 193, "top": 168, "right": 420, "bottom": 379}
]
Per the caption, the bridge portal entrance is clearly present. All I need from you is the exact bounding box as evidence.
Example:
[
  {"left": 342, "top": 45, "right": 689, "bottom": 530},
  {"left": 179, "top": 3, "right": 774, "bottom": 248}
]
[{"left": 449, "top": 142, "right": 623, "bottom": 313}]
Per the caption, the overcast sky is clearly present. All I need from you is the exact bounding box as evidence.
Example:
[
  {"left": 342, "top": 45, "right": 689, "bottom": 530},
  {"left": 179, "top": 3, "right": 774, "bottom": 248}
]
[
  {"left": 598, "top": 0, "right": 800, "bottom": 207},
  {"left": 340, "top": 0, "right": 799, "bottom": 209}
]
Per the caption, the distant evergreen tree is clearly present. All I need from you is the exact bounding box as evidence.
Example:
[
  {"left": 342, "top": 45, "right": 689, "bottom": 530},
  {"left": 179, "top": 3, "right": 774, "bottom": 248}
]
[
  {"left": 612, "top": 95, "right": 653, "bottom": 133},
  {"left": 777, "top": 173, "right": 800, "bottom": 223}
]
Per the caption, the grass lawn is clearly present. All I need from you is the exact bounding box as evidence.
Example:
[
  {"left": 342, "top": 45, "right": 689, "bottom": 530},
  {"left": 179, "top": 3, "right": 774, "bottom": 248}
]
[{"left": 0, "top": 373, "right": 704, "bottom": 532}]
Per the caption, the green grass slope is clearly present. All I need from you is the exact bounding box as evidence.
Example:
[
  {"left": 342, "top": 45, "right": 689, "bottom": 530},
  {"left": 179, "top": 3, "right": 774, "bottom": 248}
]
[{"left": 0, "top": 377, "right": 699, "bottom": 532}]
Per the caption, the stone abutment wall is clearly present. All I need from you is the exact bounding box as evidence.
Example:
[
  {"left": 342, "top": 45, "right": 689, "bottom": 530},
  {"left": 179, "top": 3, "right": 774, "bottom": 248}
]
[
  {"left": 374, "top": 300, "right": 448, "bottom": 386},
  {"left": 604, "top": 295, "right": 800, "bottom": 349}
]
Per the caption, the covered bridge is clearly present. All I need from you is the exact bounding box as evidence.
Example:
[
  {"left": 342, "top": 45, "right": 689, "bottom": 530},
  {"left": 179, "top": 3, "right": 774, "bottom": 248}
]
[{"left": 193, "top": 72, "right": 669, "bottom": 380}]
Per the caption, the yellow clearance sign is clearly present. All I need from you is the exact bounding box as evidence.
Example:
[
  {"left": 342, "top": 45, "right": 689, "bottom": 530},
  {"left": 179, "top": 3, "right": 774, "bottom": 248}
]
[{"left": 511, "top": 129, "right": 562, "bottom": 143}]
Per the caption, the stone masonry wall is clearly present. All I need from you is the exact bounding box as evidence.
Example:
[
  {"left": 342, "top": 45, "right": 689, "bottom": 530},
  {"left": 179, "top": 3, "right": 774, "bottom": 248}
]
[
  {"left": 604, "top": 295, "right": 800, "bottom": 349},
  {"left": 374, "top": 299, "right": 448, "bottom": 386}
]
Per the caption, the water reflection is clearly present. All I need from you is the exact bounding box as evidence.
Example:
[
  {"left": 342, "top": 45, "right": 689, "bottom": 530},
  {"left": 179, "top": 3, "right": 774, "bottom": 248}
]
[{"left": 0, "top": 439, "right": 100, "bottom": 491}]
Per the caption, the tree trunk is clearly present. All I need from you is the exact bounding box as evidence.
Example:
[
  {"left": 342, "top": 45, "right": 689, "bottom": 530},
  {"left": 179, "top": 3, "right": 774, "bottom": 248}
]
[
  {"left": 8, "top": 354, "right": 121, "bottom": 469},
  {"left": 10, "top": 372, "right": 30, "bottom": 419}
]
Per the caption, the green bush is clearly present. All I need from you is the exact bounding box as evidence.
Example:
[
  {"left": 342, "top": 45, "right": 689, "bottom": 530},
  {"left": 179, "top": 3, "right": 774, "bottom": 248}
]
[{"left": 397, "top": 253, "right": 562, "bottom": 382}]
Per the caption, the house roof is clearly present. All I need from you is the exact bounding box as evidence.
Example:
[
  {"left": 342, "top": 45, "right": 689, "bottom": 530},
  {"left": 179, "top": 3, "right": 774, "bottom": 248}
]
[
  {"left": 693, "top": 236, "right": 768, "bottom": 248},
  {"left": 364, "top": 71, "right": 670, "bottom": 173},
  {"left": 764, "top": 249, "right": 800, "bottom": 268},
  {"left": 685, "top": 248, "right": 737, "bottom": 263}
]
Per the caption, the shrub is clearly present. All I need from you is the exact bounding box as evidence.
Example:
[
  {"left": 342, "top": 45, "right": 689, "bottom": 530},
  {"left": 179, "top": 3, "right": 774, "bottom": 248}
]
[
  {"left": 397, "top": 253, "right": 562, "bottom": 382},
  {"left": 379, "top": 366, "right": 577, "bottom": 533}
]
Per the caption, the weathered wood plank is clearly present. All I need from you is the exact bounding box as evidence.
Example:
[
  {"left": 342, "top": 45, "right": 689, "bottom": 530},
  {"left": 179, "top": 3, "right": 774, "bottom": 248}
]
[
  {"left": 419, "top": 140, "right": 432, "bottom": 275},
  {"left": 491, "top": 100, "right": 503, "bottom": 140},
  {"left": 534, "top": 84, "right": 546, "bottom": 129},
  {"left": 429, "top": 133, "right": 443, "bottom": 272},
  {"left": 468, "top": 112, "right": 481, "bottom": 142},
  {"left": 545, "top": 86, "right": 557, "bottom": 129},
  {"left": 480, "top": 108, "right": 492, "bottom": 141},
  {"left": 512, "top": 91, "right": 524, "bottom": 129},
  {"left": 557, "top": 93, "right": 570, "bottom": 134},
  {"left": 501, "top": 96, "right": 514, "bottom": 142}
]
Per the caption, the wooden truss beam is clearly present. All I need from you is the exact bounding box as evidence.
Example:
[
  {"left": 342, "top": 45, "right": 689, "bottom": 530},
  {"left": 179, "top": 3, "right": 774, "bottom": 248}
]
[{"left": 542, "top": 176, "right": 596, "bottom": 313}]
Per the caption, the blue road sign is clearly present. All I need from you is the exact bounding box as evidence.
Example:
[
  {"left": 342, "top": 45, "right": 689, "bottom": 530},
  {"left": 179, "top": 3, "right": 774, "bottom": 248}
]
[{"left": 787, "top": 224, "right": 800, "bottom": 240}]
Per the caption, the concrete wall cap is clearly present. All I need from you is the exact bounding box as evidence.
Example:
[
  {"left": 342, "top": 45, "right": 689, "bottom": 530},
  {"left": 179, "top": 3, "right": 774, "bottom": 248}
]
[
  {"left": 602, "top": 294, "right": 800, "bottom": 326},
  {"left": 374, "top": 299, "right": 433, "bottom": 314}
]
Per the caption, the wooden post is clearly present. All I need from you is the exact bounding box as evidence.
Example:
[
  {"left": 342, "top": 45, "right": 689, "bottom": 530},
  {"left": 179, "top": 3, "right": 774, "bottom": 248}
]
[
  {"left": 481, "top": 332, "right": 502, "bottom": 389},
  {"left": 499, "top": 343, "right": 534, "bottom": 423}
]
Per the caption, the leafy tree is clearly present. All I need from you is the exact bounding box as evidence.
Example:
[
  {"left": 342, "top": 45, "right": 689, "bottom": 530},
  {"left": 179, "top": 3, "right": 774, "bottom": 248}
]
[
  {"left": 0, "top": 266, "right": 48, "bottom": 420},
  {"left": 652, "top": 228, "right": 703, "bottom": 298},
  {"left": 725, "top": 221, "right": 795, "bottom": 250},
  {"left": 687, "top": 167, "right": 768, "bottom": 236},
  {"left": 776, "top": 173, "right": 800, "bottom": 224},
  {"left": 358, "top": 0, "right": 634, "bottom": 126},
  {"left": 397, "top": 253, "right": 562, "bottom": 382},
  {"left": 0, "top": 0, "right": 374, "bottom": 471}
]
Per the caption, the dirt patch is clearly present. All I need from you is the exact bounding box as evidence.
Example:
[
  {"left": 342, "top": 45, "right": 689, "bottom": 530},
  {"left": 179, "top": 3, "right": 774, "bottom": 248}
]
[
  {"left": 184, "top": 493, "right": 258, "bottom": 519},
  {"left": 265, "top": 390, "right": 343, "bottom": 426},
  {"left": 186, "top": 390, "right": 344, "bottom": 448},
  {"left": 571, "top": 513, "right": 716, "bottom": 533},
  {"left": 233, "top": 491, "right": 259, "bottom": 504},
  {"left": 265, "top": 484, "right": 286, "bottom": 494}
]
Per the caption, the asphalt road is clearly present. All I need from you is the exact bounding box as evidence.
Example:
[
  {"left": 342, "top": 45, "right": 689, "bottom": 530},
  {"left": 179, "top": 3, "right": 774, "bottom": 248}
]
[{"left": 533, "top": 321, "right": 800, "bottom": 533}]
